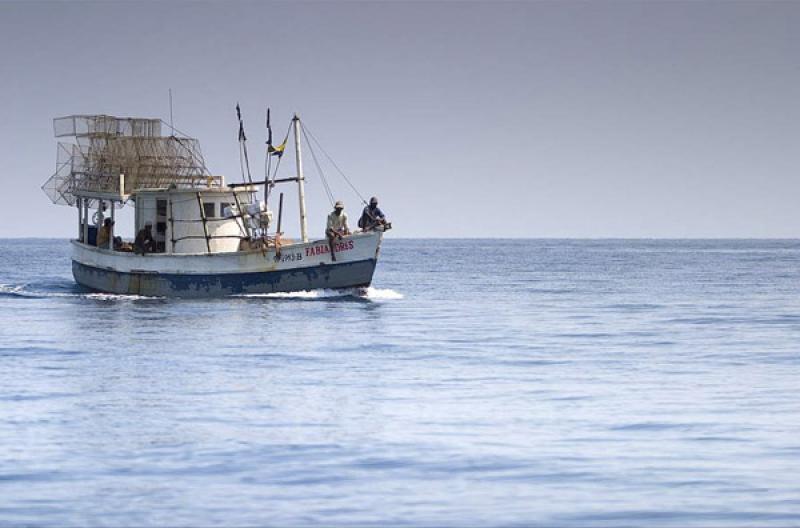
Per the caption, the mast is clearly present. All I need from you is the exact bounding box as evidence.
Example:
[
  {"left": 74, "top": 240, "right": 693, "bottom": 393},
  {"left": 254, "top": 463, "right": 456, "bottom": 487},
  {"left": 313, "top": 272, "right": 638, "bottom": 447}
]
[{"left": 292, "top": 114, "right": 308, "bottom": 243}]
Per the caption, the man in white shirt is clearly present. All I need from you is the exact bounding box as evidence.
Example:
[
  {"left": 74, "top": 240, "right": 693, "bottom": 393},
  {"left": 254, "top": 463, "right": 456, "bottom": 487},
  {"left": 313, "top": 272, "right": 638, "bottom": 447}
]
[{"left": 326, "top": 200, "right": 350, "bottom": 261}]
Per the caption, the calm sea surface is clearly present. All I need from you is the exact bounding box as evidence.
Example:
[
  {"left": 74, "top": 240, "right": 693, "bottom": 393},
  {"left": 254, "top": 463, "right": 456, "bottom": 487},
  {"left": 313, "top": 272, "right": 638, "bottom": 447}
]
[{"left": 1, "top": 238, "right": 799, "bottom": 526}]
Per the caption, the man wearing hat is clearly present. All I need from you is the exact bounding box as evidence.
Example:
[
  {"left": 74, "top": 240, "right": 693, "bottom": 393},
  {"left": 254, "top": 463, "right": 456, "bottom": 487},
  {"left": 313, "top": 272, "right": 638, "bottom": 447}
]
[
  {"left": 358, "top": 196, "right": 387, "bottom": 232},
  {"left": 326, "top": 200, "right": 350, "bottom": 261}
]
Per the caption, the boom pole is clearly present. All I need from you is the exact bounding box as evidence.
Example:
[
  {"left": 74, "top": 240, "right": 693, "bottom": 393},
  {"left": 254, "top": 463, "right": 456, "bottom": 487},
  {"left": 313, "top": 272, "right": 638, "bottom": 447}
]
[{"left": 292, "top": 114, "right": 308, "bottom": 243}]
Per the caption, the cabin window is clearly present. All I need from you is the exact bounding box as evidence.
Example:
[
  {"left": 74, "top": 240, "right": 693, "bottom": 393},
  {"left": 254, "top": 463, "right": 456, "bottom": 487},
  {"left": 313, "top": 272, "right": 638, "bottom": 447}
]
[
  {"left": 156, "top": 199, "right": 167, "bottom": 217},
  {"left": 220, "top": 202, "right": 231, "bottom": 217},
  {"left": 156, "top": 222, "right": 166, "bottom": 235},
  {"left": 203, "top": 202, "right": 216, "bottom": 219}
]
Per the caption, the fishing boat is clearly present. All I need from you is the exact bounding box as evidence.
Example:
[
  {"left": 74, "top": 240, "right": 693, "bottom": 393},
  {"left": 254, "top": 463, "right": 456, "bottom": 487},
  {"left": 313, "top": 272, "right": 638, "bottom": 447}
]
[{"left": 41, "top": 112, "right": 389, "bottom": 297}]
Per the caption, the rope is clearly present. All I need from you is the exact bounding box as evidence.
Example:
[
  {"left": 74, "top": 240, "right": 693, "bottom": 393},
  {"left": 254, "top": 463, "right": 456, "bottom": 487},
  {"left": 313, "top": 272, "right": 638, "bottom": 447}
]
[
  {"left": 172, "top": 234, "right": 244, "bottom": 242},
  {"left": 264, "top": 148, "right": 272, "bottom": 191},
  {"left": 235, "top": 105, "right": 254, "bottom": 185},
  {"left": 265, "top": 122, "right": 292, "bottom": 203},
  {"left": 301, "top": 126, "right": 335, "bottom": 207},
  {"left": 242, "top": 140, "right": 253, "bottom": 185},
  {"left": 170, "top": 217, "right": 241, "bottom": 223},
  {"left": 301, "top": 121, "right": 367, "bottom": 205}
]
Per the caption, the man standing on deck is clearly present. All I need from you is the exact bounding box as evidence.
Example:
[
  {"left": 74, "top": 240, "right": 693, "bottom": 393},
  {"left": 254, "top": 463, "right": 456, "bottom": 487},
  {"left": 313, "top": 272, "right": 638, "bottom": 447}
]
[{"left": 326, "top": 200, "right": 350, "bottom": 262}]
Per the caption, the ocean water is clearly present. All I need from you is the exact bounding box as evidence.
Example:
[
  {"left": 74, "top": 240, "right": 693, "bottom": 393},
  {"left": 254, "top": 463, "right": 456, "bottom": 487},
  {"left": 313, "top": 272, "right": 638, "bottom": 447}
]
[{"left": 1, "top": 238, "right": 799, "bottom": 526}]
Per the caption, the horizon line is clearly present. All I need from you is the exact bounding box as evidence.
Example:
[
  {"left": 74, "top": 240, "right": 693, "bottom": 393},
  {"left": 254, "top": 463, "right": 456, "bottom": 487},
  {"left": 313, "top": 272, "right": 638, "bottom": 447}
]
[{"left": 2, "top": 236, "right": 799, "bottom": 241}]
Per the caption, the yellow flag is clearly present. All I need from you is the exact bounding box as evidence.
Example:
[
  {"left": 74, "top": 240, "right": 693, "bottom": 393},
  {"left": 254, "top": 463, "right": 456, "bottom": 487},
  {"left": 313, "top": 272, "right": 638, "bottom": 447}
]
[{"left": 268, "top": 141, "right": 286, "bottom": 157}]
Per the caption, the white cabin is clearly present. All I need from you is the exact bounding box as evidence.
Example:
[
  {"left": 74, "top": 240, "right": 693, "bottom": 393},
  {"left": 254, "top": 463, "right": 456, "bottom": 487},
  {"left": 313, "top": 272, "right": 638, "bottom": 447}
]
[{"left": 133, "top": 187, "right": 256, "bottom": 254}]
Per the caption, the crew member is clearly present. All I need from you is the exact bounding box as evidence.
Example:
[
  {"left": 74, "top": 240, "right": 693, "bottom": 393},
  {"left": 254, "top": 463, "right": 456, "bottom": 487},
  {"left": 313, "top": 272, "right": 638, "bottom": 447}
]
[
  {"left": 94, "top": 202, "right": 107, "bottom": 228},
  {"left": 358, "top": 196, "right": 387, "bottom": 231},
  {"left": 134, "top": 222, "right": 156, "bottom": 255},
  {"left": 326, "top": 200, "right": 350, "bottom": 261},
  {"left": 96, "top": 218, "right": 113, "bottom": 248}
]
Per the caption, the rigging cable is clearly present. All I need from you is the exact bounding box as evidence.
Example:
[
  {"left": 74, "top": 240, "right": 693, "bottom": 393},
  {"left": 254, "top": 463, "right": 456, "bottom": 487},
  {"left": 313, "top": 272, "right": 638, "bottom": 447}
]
[
  {"left": 265, "top": 122, "right": 293, "bottom": 203},
  {"left": 264, "top": 108, "right": 272, "bottom": 203},
  {"left": 300, "top": 125, "right": 335, "bottom": 207},
  {"left": 301, "top": 121, "right": 367, "bottom": 205}
]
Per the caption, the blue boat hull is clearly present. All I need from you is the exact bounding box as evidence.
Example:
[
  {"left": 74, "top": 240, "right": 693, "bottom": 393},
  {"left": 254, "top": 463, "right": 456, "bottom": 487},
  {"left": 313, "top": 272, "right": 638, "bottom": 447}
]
[{"left": 72, "top": 258, "right": 377, "bottom": 297}]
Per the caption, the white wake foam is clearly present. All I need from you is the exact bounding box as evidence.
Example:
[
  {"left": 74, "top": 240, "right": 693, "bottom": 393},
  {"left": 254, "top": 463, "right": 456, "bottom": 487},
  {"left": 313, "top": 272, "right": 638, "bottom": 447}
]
[
  {"left": 361, "top": 287, "right": 404, "bottom": 300},
  {"left": 0, "top": 283, "right": 162, "bottom": 301},
  {"left": 1, "top": 283, "right": 400, "bottom": 301},
  {"left": 0, "top": 284, "right": 26, "bottom": 295},
  {"left": 237, "top": 286, "right": 403, "bottom": 300},
  {"left": 81, "top": 293, "right": 165, "bottom": 301}
]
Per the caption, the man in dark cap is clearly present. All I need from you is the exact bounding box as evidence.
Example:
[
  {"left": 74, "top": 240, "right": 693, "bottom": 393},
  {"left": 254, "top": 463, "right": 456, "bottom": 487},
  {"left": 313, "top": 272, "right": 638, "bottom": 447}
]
[{"left": 358, "top": 196, "right": 388, "bottom": 231}]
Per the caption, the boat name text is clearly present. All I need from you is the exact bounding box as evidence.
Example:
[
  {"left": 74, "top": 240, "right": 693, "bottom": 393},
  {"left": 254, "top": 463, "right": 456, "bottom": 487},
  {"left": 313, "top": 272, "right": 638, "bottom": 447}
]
[{"left": 306, "top": 240, "right": 355, "bottom": 257}]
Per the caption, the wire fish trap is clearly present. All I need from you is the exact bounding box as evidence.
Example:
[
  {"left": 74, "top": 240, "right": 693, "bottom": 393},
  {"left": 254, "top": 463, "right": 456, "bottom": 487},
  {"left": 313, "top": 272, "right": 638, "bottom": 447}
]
[{"left": 42, "top": 115, "right": 213, "bottom": 208}]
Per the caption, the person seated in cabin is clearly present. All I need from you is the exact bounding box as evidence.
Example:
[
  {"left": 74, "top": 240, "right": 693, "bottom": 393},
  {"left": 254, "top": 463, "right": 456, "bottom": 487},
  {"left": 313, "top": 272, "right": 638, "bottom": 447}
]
[
  {"left": 96, "top": 218, "right": 112, "bottom": 248},
  {"left": 358, "top": 196, "right": 388, "bottom": 231},
  {"left": 326, "top": 200, "right": 350, "bottom": 262},
  {"left": 134, "top": 222, "right": 156, "bottom": 255}
]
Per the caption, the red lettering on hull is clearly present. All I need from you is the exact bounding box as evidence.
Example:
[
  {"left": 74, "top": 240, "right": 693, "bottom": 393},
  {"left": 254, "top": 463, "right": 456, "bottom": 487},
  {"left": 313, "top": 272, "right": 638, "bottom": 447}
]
[{"left": 305, "top": 240, "right": 355, "bottom": 258}]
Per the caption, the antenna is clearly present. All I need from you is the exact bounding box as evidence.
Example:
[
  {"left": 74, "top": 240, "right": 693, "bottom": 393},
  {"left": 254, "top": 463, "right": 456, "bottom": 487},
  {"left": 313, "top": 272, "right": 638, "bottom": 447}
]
[{"left": 168, "top": 88, "right": 175, "bottom": 136}]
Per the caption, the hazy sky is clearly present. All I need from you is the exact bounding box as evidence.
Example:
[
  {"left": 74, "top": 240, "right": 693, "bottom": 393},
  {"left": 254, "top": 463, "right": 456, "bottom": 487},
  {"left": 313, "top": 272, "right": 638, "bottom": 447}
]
[{"left": 1, "top": 0, "right": 798, "bottom": 238}]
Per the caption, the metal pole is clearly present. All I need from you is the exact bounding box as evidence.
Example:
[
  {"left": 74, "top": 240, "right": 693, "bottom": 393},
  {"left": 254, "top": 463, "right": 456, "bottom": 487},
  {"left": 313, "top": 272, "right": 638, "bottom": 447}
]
[
  {"left": 292, "top": 114, "right": 308, "bottom": 243},
  {"left": 196, "top": 192, "right": 211, "bottom": 253},
  {"left": 276, "top": 192, "right": 284, "bottom": 236},
  {"left": 109, "top": 202, "right": 115, "bottom": 249},
  {"left": 82, "top": 200, "right": 89, "bottom": 245},
  {"left": 76, "top": 198, "right": 82, "bottom": 241},
  {"left": 168, "top": 197, "right": 174, "bottom": 254}
]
